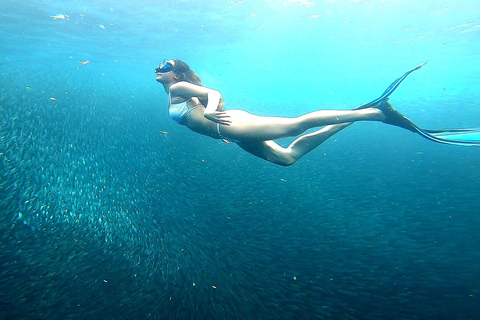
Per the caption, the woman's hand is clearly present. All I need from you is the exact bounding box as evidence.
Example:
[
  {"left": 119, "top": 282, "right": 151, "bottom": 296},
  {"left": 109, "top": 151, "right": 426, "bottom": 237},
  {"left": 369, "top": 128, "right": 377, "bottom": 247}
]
[
  {"left": 204, "top": 110, "right": 231, "bottom": 125},
  {"left": 169, "top": 82, "right": 230, "bottom": 124}
]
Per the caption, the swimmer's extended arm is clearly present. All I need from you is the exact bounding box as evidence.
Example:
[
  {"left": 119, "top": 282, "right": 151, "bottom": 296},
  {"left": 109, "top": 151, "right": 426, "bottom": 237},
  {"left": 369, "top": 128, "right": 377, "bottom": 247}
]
[{"left": 169, "top": 82, "right": 230, "bottom": 125}]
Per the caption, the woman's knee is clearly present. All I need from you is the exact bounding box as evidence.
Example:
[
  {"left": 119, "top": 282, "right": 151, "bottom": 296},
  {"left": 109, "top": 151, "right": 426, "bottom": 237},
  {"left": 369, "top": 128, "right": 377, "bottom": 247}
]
[
  {"left": 238, "top": 141, "right": 297, "bottom": 166},
  {"left": 269, "top": 153, "right": 296, "bottom": 166},
  {"left": 277, "top": 158, "right": 296, "bottom": 166}
]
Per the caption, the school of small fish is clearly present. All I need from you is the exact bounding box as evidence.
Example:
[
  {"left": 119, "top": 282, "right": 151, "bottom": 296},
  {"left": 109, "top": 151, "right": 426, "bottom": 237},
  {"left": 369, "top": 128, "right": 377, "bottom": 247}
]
[{"left": 1, "top": 60, "right": 479, "bottom": 319}]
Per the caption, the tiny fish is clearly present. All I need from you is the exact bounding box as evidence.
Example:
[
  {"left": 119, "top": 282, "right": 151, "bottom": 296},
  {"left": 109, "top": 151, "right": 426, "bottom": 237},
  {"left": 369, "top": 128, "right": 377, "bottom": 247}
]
[
  {"left": 51, "top": 14, "right": 69, "bottom": 20},
  {"left": 79, "top": 61, "right": 90, "bottom": 65}
]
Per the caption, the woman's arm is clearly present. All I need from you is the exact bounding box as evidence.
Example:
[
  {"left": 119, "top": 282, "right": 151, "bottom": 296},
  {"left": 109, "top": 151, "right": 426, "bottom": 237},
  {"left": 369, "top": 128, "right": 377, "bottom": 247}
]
[{"left": 169, "top": 82, "right": 230, "bottom": 125}]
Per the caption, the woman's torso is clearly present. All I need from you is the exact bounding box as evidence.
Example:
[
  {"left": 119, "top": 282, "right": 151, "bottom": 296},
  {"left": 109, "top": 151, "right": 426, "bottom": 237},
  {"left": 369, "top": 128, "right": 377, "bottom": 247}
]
[{"left": 169, "top": 95, "right": 221, "bottom": 138}]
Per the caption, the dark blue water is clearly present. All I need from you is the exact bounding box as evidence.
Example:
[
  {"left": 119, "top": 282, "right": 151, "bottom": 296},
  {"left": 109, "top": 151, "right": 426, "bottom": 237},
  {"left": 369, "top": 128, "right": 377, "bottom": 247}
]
[{"left": 1, "top": 1, "right": 479, "bottom": 319}]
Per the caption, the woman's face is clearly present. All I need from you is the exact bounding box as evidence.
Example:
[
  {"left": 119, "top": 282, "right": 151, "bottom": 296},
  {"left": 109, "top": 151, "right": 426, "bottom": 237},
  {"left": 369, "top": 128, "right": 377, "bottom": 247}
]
[{"left": 155, "top": 60, "right": 176, "bottom": 84}]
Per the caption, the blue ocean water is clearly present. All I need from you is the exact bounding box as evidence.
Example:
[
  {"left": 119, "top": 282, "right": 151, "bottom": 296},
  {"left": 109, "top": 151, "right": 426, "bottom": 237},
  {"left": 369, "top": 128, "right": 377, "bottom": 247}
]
[{"left": 1, "top": 0, "right": 479, "bottom": 319}]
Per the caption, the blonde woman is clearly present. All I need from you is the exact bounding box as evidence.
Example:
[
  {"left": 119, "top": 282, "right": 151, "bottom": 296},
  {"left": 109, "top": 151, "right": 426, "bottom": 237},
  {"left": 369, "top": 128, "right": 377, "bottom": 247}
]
[{"left": 155, "top": 60, "right": 478, "bottom": 166}]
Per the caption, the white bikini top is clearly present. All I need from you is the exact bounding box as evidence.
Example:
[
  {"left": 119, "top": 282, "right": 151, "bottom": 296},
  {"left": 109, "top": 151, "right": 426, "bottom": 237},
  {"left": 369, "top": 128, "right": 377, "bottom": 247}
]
[{"left": 168, "top": 94, "right": 201, "bottom": 124}]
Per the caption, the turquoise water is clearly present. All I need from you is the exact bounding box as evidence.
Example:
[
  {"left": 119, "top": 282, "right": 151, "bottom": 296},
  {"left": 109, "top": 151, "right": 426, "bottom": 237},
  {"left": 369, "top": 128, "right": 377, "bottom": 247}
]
[{"left": 1, "top": 1, "right": 479, "bottom": 319}]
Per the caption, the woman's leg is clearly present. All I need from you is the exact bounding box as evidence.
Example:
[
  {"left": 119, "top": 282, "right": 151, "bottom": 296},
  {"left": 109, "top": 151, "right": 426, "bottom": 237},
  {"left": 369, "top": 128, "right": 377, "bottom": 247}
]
[
  {"left": 237, "top": 123, "right": 352, "bottom": 166},
  {"left": 221, "top": 108, "right": 383, "bottom": 141}
]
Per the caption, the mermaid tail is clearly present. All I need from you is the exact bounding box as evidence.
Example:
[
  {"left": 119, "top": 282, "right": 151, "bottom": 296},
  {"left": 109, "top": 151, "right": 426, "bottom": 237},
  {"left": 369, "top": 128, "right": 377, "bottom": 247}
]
[
  {"left": 355, "top": 61, "right": 428, "bottom": 110},
  {"left": 357, "top": 62, "right": 480, "bottom": 147},
  {"left": 410, "top": 127, "right": 480, "bottom": 147}
]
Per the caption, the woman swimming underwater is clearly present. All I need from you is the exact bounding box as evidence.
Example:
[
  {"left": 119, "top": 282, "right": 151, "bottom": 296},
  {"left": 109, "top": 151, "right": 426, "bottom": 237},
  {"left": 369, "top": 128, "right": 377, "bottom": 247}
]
[{"left": 155, "top": 59, "right": 480, "bottom": 166}]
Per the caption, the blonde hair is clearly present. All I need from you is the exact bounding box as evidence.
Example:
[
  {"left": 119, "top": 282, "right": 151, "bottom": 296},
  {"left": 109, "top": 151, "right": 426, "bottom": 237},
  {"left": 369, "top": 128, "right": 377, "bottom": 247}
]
[
  {"left": 172, "top": 59, "right": 202, "bottom": 86},
  {"left": 172, "top": 59, "right": 224, "bottom": 110}
]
